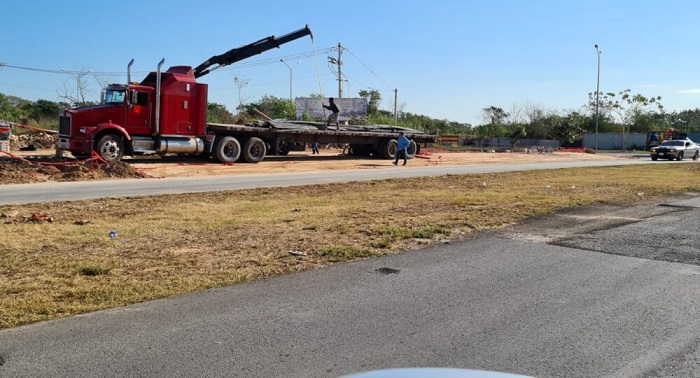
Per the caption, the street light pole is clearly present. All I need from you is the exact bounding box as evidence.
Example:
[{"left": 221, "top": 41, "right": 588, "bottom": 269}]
[
  {"left": 280, "top": 59, "right": 298, "bottom": 101},
  {"left": 233, "top": 76, "right": 250, "bottom": 115},
  {"left": 594, "top": 44, "right": 601, "bottom": 151}
]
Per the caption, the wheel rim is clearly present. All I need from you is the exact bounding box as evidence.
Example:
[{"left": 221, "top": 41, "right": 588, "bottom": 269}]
[
  {"left": 224, "top": 141, "right": 239, "bottom": 158},
  {"left": 387, "top": 140, "right": 398, "bottom": 158},
  {"left": 250, "top": 141, "right": 264, "bottom": 158},
  {"left": 100, "top": 139, "right": 121, "bottom": 161}
]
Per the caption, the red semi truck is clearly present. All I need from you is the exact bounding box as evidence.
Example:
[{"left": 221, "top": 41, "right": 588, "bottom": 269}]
[{"left": 57, "top": 26, "right": 435, "bottom": 163}]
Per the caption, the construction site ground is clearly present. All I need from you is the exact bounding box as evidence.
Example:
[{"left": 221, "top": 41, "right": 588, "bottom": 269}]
[{"left": 0, "top": 146, "right": 626, "bottom": 185}]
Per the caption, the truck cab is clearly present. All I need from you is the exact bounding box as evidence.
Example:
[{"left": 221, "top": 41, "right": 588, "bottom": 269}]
[{"left": 57, "top": 66, "right": 208, "bottom": 161}]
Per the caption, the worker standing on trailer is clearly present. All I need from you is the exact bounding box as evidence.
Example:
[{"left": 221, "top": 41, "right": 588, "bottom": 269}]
[{"left": 323, "top": 97, "right": 341, "bottom": 130}]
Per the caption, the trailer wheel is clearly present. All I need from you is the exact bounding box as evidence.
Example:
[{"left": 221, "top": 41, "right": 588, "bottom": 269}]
[
  {"left": 350, "top": 144, "right": 373, "bottom": 157},
  {"left": 406, "top": 140, "right": 418, "bottom": 159},
  {"left": 241, "top": 137, "right": 266, "bottom": 163},
  {"left": 95, "top": 134, "right": 124, "bottom": 162},
  {"left": 213, "top": 136, "right": 241, "bottom": 163},
  {"left": 379, "top": 139, "right": 398, "bottom": 159},
  {"left": 277, "top": 142, "right": 290, "bottom": 156}
]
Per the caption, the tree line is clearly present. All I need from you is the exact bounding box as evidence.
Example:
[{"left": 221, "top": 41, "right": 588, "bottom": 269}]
[{"left": 3, "top": 88, "right": 700, "bottom": 144}]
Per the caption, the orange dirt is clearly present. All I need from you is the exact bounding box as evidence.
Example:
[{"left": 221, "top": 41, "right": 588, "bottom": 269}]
[
  {"left": 0, "top": 146, "right": 622, "bottom": 184},
  {"left": 126, "top": 147, "right": 621, "bottom": 179}
]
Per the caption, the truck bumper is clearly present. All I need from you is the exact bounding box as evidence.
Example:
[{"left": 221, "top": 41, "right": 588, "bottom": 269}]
[{"left": 57, "top": 136, "right": 92, "bottom": 155}]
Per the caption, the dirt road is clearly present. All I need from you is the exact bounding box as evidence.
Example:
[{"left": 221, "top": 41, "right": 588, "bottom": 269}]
[
  {"left": 1, "top": 146, "right": 627, "bottom": 185},
  {"left": 126, "top": 147, "right": 624, "bottom": 179}
]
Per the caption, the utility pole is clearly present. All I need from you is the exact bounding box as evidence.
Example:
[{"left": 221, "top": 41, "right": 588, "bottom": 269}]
[
  {"left": 394, "top": 89, "right": 398, "bottom": 122},
  {"left": 337, "top": 42, "right": 343, "bottom": 98},
  {"left": 594, "top": 44, "right": 601, "bottom": 151}
]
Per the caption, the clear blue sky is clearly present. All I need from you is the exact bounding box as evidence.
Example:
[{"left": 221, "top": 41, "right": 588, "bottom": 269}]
[{"left": 2, "top": 0, "right": 700, "bottom": 125}]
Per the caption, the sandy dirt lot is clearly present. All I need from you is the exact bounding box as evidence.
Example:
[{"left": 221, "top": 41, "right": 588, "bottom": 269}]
[
  {"left": 1, "top": 144, "right": 627, "bottom": 185},
  {"left": 125, "top": 147, "right": 624, "bottom": 179}
]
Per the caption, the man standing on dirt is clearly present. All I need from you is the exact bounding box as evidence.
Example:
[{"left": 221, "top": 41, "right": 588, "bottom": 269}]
[
  {"left": 323, "top": 97, "right": 341, "bottom": 130},
  {"left": 393, "top": 132, "right": 410, "bottom": 166}
]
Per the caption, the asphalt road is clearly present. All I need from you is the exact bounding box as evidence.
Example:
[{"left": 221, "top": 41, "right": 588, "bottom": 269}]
[
  {"left": 0, "top": 158, "right": 650, "bottom": 205},
  {"left": 2, "top": 188, "right": 700, "bottom": 376}
]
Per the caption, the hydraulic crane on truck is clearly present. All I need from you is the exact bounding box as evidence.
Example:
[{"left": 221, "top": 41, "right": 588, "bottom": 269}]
[{"left": 193, "top": 25, "right": 312, "bottom": 78}]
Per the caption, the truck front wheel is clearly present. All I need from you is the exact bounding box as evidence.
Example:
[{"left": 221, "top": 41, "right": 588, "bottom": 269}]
[
  {"left": 213, "top": 136, "right": 241, "bottom": 163},
  {"left": 95, "top": 134, "right": 124, "bottom": 162},
  {"left": 241, "top": 137, "right": 266, "bottom": 163}
]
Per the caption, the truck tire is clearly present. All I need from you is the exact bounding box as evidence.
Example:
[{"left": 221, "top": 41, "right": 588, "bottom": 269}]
[
  {"left": 406, "top": 140, "right": 418, "bottom": 159},
  {"left": 213, "top": 136, "right": 241, "bottom": 163},
  {"left": 379, "top": 139, "right": 398, "bottom": 159},
  {"left": 241, "top": 137, "right": 266, "bottom": 163},
  {"left": 95, "top": 134, "right": 124, "bottom": 162},
  {"left": 350, "top": 144, "right": 372, "bottom": 157}
]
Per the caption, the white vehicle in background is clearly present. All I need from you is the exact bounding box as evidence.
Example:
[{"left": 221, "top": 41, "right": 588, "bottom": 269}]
[{"left": 650, "top": 139, "right": 700, "bottom": 161}]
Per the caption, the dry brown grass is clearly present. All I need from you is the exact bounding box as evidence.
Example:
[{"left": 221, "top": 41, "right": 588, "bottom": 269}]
[{"left": 2, "top": 164, "right": 700, "bottom": 329}]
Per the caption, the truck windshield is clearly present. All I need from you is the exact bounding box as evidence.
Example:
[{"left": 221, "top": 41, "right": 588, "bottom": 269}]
[{"left": 104, "top": 89, "right": 126, "bottom": 104}]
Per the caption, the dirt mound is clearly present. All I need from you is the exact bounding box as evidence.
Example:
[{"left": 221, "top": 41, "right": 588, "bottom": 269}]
[
  {"left": 8, "top": 133, "right": 57, "bottom": 151},
  {"left": 0, "top": 156, "right": 148, "bottom": 185}
]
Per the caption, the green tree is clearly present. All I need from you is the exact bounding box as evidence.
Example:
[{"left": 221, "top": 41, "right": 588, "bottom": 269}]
[
  {"left": 358, "top": 89, "right": 381, "bottom": 116},
  {"left": 668, "top": 109, "right": 700, "bottom": 132},
  {"left": 481, "top": 106, "right": 509, "bottom": 126},
  {"left": 589, "top": 89, "right": 663, "bottom": 149},
  {"left": 244, "top": 95, "right": 295, "bottom": 120},
  {"left": 523, "top": 103, "right": 548, "bottom": 140},
  {"left": 0, "top": 93, "right": 29, "bottom": 122},
  {"left": 30, "top": 99, "right": 62, "bottom": 121},
  {"left": 207, "top": 102, "right": 236, "bottom": 123},
  {"left": 549, "top": 112, "right": 587, "bottom": 144},
  {"left": 509, "top": 124, "right": 527, "bottom": 148}
]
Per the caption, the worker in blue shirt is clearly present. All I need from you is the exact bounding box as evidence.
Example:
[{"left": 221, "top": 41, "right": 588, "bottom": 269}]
[{"left": 393, "top": 132, "right": 410, "bottom": 166}]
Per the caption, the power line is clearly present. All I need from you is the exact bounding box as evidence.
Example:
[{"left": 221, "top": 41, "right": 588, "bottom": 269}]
[
  {"left": 0, "top": 46, "right": 338, "bottom": 77},
  {"left": 344, "top": 48, "right": 394, "bottom": 91},
  {"left": 218, "top": 46, "right": 336, "bottom": 71}
]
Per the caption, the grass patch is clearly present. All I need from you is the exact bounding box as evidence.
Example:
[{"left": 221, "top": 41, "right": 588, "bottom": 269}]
[
  {"left": 315, "top": 246, "right": 375, "bottom": 261},
  {"left": 1, "top": 164, "right": 700, "bottom": 329},
  {"left": 76, "top": 265, "right": 112, "bottom": 276}
]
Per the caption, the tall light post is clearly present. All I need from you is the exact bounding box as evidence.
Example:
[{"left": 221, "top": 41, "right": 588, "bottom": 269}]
[
  {"left": 280, "top": 59, "right": 298, "bottom": 101},
  {"left": 594, "top": 44, "right": 601, "bottom": 151},
  {"left": 233, "top": 75, "right": 250, "bottom": 115}
]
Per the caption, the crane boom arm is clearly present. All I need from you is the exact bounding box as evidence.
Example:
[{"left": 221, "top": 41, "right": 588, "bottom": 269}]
[{"left": 194, "top": 25, "right": 313, "bottom": 78}]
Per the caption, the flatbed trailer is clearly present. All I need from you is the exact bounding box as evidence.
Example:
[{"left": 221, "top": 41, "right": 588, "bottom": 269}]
[{"left": 205, "top": 120, "right": 436, "bottom": 163}]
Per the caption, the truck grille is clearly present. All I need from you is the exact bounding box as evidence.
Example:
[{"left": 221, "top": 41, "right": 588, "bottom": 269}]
[{"left": 59, "top": 115, "right": 71, "bottom": 136}]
